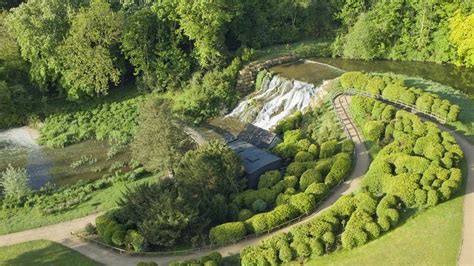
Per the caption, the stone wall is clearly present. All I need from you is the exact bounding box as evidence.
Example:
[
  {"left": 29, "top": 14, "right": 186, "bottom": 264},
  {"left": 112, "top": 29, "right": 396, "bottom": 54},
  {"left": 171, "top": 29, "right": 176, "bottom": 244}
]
[{"left": 235, "top": 55, "right": 298, "bottom": 95}]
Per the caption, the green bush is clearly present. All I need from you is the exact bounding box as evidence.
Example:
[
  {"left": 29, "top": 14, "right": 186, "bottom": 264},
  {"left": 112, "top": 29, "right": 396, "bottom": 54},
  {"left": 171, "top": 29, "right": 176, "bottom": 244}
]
[
  {"left": 382, "top": 84, "right": 403, "bottom": 101},
  {"left": 209, "top": 222, "right": 247, "bottom": 245},
  {"left": 365, "top": 76, "right": 385, "bottom": 95},
  {"left": 325, "top": 153, "right": 352, "bottom": 187},
  {"left": 286, "top": 162, "right": 308, "bottom": 178},
  {"left": 319, "top": 140, "right": 338, "bottom": 158},
  {"left": 289, "top": 193, "right": 316, "bottom": 214},
  {"left": 238, "top": 209, "right": 254, "bottom": 221},
  {"left": 447, "top": 105, "right": 460, "bottom": 122},
  {"left": 305, "top": 183, "right": 328, "bottom": 200},
  {"left": 125, "top": 230, "right": 146, "bottom": 252},
  {"left": 364, "top": 121, "right": 385, "bottom": 142},
  {"left": 275, "top": 111, "right": 303, "bottom": 135},
  {"left": 278, "top": 245, "right": 294, "bottom": 262},
  {"left": 299, "top": 169, "right": 322, "bottom": 191},
  {"left": 112, "top": 229, "right": 127, "bottom": 246},
  {"left": 258, "top": 170, "right": 282, "bottom": 189},
  {"left": 284, "top": 129, "right": 303, "bottom": 144},
  {"left": 252, "top": 199, "right": 268, "bottom": 213},
  {"left": 341, "top": 140, "right": 354, "bottom": 153},
  {"left": 295, "top": 151, "right": 313, "bottom": 162},
  {"left": 308, "top": 144, "right": 319, "bottom": 157}
]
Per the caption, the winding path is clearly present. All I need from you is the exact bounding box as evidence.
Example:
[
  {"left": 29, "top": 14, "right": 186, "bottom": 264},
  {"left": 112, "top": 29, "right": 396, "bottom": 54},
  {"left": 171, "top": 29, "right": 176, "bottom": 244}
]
[{"left": 0, "top": 95, "right": 370, "bottom": 265}]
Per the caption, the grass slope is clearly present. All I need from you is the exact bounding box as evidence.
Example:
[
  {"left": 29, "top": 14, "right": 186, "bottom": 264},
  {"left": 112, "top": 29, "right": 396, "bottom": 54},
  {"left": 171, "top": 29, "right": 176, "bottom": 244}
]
[
  {"left": 0, "top": 175, "right": 158, "bottom": 235},
  {"left": 0, "top": 240, "right": 101, "bottom": 266}
]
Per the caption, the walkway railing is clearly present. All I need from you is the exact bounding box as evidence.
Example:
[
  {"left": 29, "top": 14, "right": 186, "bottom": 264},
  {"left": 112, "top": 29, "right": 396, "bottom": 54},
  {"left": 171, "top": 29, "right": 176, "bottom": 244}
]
[{"left": 344, "top": 88, "right": 447, "bottom": 124}]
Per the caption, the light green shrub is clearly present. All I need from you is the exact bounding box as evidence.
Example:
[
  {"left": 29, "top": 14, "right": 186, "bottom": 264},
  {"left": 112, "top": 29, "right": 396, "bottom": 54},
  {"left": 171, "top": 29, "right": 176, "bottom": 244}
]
[{"left": 209, "top": 222, "right": 247, "bottom": 244}]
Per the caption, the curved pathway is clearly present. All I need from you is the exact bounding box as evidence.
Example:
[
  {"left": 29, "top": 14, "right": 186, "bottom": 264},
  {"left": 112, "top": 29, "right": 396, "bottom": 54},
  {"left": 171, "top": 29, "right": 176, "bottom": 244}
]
[{"left": 0, "top": 95, "right": 370, "bottom": 265}]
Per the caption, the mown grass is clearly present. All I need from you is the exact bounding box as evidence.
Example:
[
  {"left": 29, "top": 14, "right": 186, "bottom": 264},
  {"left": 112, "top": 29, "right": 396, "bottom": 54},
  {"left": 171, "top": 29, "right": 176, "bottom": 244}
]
[
  {"left": 293, "top": 158, "right": 467, "bottom": 266},
  {"left": 0, "top": 175, "right": 158, "bottom": 235},
  {"left": 0, "top": 240, "right": 101, "bottom": 266}
]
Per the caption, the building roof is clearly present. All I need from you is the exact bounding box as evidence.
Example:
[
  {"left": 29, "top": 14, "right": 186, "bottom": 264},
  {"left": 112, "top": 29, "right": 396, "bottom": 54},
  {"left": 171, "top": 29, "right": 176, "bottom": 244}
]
[
  {"left": 237, "top": 124, "right": 281, "bottom": 150},
  {"left": 227, "top": 139, "right": 281, "bottom": 176}
]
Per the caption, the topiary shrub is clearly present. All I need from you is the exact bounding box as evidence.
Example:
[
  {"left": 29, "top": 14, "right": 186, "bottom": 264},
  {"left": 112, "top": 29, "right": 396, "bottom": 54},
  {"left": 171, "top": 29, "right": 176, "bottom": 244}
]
[
  {"left": 299, "top": 169, "right": 323, "bottom": 191},
  {"left": 284, "top": 129, "right": 303, "bottom": 144},
  {"left": 366, "top": 76, "right": 385, "bottom": 95},
  {"left": 112, "top": 229, "right": 127, "bottom": 247},
  {"left": 364, "top": 121, "right": 385, "bottom": 142},
  {"left": 238, "top": 209, "right": 254, "bottom": 221},
  {"left": 297, "top": 139, "right": 312, "bottom": 152},
  {"left": 258, "top": 170, "right": 282, "bottom": 189},
  {"left": 427, "top": 189, "right": 439, "bottom": 206},
  {"left": 289, "top": 193, "right": 316, "bottom": 214},
  {"left": 341, "top": 139, "right": 354, "bottom": 153},
  {"left": 382, "top": 84, "right": 404, "bottom": 101},
  {"left": 447, "top": 105, "right": 460, "bottom": 122},
  {"left": 308, "top": 144, "right": 319, "bottom": 158},
  {"left": 415, "top": 94, "right": 434, "bottom": 111},
  {"left": 305, "top": 183, "right": 328, "bottom": 200},
  {"left": 325, "top": 153, "right": 352, "bottom": 187},
  {"left": 278, "top": 245, "right": 294, "bottom": 262},
  {"left": 320, "top": 140, "right": 338, "bottom": 158},
  {"left": 209, "top": 222, "right": 247, "bottom": 245},
  {"left": 286, "top": 162, "right": 308, "bottom": 178},
  {"left": 295, "top": 151, "right": 314, "bottom": 162},
  {"left": 252, "top": 199, "right": 268, "bottom": 213},
  {"left": 275, "top": 111, "right": 303, "bottom": 135}
]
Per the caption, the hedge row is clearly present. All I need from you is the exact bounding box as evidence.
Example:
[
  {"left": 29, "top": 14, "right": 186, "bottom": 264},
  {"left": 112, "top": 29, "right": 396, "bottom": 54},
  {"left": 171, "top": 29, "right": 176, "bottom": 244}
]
[
  {"left": 340, "top": 71, "right": 460, "bottom": 122},
  {"left": 240, "top": 193, "right": 401, "bottom": 264},
  {"left": 170, "top": 252, "right": 222, "bottom": 266},
  {"left": 96, "top": 212, "right": 146, "bottom": 251}
]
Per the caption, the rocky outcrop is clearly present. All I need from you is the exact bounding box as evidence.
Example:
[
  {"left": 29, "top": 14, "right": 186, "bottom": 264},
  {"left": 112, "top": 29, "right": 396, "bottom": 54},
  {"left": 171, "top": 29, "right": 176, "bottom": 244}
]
[{"left": 236, "top": 55, "right": 298, "bottom": 95}]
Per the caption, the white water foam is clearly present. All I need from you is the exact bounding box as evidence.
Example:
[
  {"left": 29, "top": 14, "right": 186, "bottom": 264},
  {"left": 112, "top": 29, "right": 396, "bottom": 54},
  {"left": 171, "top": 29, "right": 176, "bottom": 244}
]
[{"left": 227, "top": 75, "right": 320, "bottom": 130}]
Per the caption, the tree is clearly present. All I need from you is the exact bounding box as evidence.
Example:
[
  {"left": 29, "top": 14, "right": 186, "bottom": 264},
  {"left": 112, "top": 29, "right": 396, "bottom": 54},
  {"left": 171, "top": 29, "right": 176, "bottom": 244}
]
[
  {"left": 0, "top": 164, "right": 31, "bottom": 199},
  {"left": 450, "top": 10, "right": 474, "bottom": 67},
  {"left": 117, "top": 179, "right": 209, "bottom": 247},
  {"left": 175, "top": 0, "right": 240, "bottom": 68},
  {"left": 7, "top": 0, "right": 77, "bottom": 90},
  {"left": 121, "top": 6, "right": 190, "bottom": 91},
  {"left": 175, "top": 140, "right": 245, "bottom": 197},
  {"left": 131, "top": 97, "right": 192, "bottom": 176},
  {"left": 58, "top": 0, "right": 123, "bottom": 99}
]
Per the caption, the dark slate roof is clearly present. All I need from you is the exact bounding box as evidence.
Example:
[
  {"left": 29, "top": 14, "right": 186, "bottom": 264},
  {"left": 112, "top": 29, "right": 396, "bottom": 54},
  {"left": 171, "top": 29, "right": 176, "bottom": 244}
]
[
  {"left": 237, "top": 124, "right": 281, "bottom": 149},
  {"left": 227, "top": 139, "right": 281, "bottom": 176}
]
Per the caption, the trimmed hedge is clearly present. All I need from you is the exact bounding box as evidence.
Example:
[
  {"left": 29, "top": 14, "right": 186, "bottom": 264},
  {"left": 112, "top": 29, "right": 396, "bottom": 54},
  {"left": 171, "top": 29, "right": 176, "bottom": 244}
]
[
  {"left": 258, "top": 170, "right": 282, "bottom": 189},
  {"left": 209, "top": 222, "right": 247, "bottom": 244},
  {"left": 320, "top": 140, "right": 338, "bottom": 158}
]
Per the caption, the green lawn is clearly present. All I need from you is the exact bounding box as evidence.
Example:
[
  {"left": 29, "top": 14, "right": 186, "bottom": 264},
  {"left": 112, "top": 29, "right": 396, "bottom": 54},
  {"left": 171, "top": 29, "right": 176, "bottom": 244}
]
[
  {"left": 0, "top": 175, "right": 158, "bottom": 235},
  {"left": 0, "top": 240, "right": 101, "bottom": 266},
  {"left": 294, "top": 159, "right": 467, "bottom": 266}
]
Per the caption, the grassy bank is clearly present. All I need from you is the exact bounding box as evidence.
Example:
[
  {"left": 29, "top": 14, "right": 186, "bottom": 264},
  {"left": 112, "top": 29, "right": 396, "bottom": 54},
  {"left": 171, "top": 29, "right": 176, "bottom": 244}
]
[
  {"left": 0, "top": 240, "right": 101, "bottom": 266},
  {"left": 251, "top": 39, "right": 333, "bottom": 61},
  {"left": 0, "top": 175, "right": 158, "bottom": 235}
]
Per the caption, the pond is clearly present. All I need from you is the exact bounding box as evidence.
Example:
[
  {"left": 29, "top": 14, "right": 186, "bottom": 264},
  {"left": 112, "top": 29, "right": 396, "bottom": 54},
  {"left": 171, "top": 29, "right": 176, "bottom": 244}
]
[{"left": 0, "top": 127, "right": 131, "bottom": 189}]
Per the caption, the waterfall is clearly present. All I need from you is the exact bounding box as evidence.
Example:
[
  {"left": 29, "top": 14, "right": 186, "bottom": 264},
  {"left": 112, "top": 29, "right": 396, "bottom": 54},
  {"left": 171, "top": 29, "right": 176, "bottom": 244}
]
[
  {"left": 227, "top": 75, "right": 319, "bottom": 130},
  {"left": 0, "top": 127, "right": 52, "bottom": 190}
]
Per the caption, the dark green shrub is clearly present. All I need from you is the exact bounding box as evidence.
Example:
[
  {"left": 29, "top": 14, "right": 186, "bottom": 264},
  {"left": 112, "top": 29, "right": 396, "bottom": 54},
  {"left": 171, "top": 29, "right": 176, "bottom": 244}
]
[
  {"left": 325, "top": 153, "right": 352, "bottom": 187},
  {"left": 238, "top": 209, "right": 254, "bottom": 221},
  {"left": 295, "top": 151, "right": 313, "bottom": 162},
  {"left": 319, "top": 140, "right": 338, "bottom": 158},
  {"left": 252, "top": 199, "right": 268, "bottom": 213},
  {"left": 137, "top": 262, "right": 158, "bottom": 266},
  {"left": 209, "top": 222, "right": 247, "bottom": 244},
  {"left": 112, "top": 229, "right": 127, "bottom": 246},
  {"left": 314, "top": 158, "right": 335, "bottom": 176},
  {"left": 258, "top": 170, "right": 282, "bottom": 189},
  {"left": 299, "top": 169, "right": 323, "bottom": 191},
  {"left": 287, "top": 162, "right": 308, "bottom": 178}
]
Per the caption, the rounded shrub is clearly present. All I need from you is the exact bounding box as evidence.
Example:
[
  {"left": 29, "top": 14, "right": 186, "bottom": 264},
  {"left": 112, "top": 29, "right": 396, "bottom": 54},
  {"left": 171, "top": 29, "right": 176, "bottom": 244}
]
[
  {"left": 209, "top": 222, "right": 247, "bottom": 245},
  {"left": 278, "top": 245, "right": 294, "bottom": 263},
  {"left": 341, "top": 140, "right": 354, "bottom": 153},
  {"left": 320, "top": 140, "right": 338, "bottom": 158},
  {"left": 309, "top": 238, "right": 324, "bottom": 256},
  {"left": 299, "top": 169, "right": 323, "bottom": 191},
  {"left": 305, "top": 183, "right": 328, "bottom": 200},
  {"left": 427, "top": 189, "right": 440, "bottom": 206},
  {"left": 364, "top": 121, "right": 385, "bottom": 142},
  {"left": 258, "top": 170, "right": 282, "bottom": 189},
  {"left": 287, "top": 162, "right": 307, "bottom": 178},
  {"left": 294, "top": 242, "right": 311, "bottom": 258},
  {"left": 295, "top": 151, "right": 314, "bottom": 162},
  {"left": 125, "top": 230, "right": 146, "bottom": 252},
  {"left": 238, "top": 209, "right": 254, "bottom": 221},
  {"left": 252, "top": 199, "right": 268, "bottom": 213},
  {"left": 308, "top": 144, "right": 319, "bottom": 158},
  {"left": 112, "top": 229, "right": 127, "bottom": 246},
  {"left": 289, "top": 193, "right": 316, "bottom": 214}
]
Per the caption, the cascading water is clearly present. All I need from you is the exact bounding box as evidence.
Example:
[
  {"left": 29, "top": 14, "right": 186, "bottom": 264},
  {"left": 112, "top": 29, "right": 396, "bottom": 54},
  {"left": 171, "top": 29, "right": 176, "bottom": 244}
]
[
  {"left": 227, "top": 74, "right": 325, "bottom": 130},
  {"left": 0, "top": 127, "right": 52, "bottom": 190}
]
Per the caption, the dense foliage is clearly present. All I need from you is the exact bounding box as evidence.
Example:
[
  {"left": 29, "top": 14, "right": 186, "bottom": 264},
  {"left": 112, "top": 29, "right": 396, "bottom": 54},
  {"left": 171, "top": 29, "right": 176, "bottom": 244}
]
[
  {"left": 334, "top": 1, "right": 474, "bottom": 67},
  {"left": 241, "top": 97, "right": 464, "bottom": 264},
  {"left": 340, "top": 71, "right": 461, "bottom": 122},
  {"left": 0, "top": 165, "right": 30, "bottom": 200}
]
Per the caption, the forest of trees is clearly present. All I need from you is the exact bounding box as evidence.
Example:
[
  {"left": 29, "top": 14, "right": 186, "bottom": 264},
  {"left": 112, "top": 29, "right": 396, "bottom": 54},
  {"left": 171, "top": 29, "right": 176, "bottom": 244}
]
[{"left": 0, "top": 0, "right": 473, "bottom": 128}]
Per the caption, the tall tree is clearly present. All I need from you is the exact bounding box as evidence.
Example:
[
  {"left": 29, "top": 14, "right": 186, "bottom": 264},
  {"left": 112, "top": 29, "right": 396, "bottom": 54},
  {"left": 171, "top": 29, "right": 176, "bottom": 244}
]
[
  {"left": 131, "top": 97, "right": 192, "bottom": 176},
  {"left": 58, "top": 0, "right": 124, "bottom": 99},
  {"left": 7, "top": 0, "right": 78, "bottom": 91},
  {"left": 175, "top": 0, "right": 240, "bottom": 68},
  {"left": 450, "top": 10, "right": 474, "bottom": 67}
]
